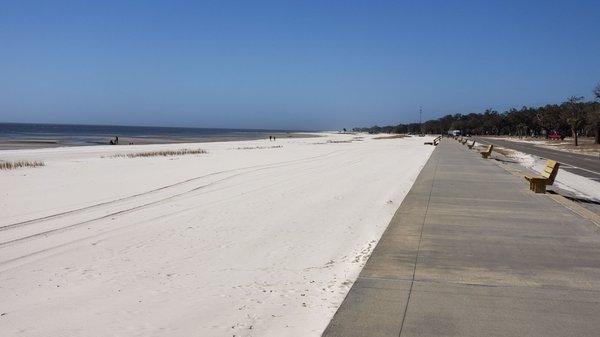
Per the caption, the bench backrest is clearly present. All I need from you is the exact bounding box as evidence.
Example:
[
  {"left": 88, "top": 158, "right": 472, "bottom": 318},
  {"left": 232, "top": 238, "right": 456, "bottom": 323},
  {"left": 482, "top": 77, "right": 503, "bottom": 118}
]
[
  {"left": 541, "top": 160, "right": 560, "bottom": 185},
  {"left": 484, "top": 144, "right": 493, "bottom": 154}
]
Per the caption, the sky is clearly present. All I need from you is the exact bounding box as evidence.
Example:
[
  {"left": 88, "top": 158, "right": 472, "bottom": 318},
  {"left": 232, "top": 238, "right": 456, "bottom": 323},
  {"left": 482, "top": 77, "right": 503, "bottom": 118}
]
[{"left": 1, "top": 0, "right": 599, "bottom": 130}]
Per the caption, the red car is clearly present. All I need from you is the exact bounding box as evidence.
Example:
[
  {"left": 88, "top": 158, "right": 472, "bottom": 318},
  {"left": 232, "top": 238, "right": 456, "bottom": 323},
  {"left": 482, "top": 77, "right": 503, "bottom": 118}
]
[{"left": 548, "top": 131, "right": 561, "bottom": 140}]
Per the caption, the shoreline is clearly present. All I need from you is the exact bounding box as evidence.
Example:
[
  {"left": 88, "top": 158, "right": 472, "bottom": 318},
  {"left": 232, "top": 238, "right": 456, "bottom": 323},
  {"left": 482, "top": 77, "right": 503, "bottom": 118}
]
[{"left": 0, "top": 132, "right": 322, "bottom": 151}]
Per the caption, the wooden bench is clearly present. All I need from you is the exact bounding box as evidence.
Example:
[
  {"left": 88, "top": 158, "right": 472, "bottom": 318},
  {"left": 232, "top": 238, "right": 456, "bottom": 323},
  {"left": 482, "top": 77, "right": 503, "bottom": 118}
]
[
  {"left": 424, "top": 136, "right": 442, "bottom": 146},
  {"left": 524, "top": 160, "right": 560, "bottom": 193},
  {"left": 480, "top": 144, "right": 493, "bottom": 158},
  {"left": 467, "top": 140, "right": 475, "bottom": 149}
]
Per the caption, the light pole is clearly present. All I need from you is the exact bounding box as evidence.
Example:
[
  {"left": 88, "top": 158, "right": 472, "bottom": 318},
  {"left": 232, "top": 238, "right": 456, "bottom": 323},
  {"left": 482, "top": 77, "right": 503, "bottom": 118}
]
[{"left": 419, "top": 107, "right": 423, "bottom": 135}]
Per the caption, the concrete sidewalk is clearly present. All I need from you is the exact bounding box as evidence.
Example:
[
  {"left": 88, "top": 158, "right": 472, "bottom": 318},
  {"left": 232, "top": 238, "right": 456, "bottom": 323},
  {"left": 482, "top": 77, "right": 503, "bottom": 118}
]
[{"left": 323, "top": 139, "right": 600, "bottom": 337}]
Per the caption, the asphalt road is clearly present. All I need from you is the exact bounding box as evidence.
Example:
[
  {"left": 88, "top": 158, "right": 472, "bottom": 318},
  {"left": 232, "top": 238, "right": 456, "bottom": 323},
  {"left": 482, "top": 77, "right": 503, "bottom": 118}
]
[{"left": 474, "top": 137, "right": 600, "bottom": 181}]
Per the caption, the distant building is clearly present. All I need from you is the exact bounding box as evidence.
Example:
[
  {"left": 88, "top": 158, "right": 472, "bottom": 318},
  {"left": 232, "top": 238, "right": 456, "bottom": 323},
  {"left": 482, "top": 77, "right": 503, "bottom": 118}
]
[{"left": 448, "top": 130, "right": 461, "bottom": 136}]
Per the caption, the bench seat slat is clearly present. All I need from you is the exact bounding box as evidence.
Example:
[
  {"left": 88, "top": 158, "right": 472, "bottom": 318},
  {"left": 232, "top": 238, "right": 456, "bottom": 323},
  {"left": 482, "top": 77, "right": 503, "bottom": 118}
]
[{"left": 525, "top": 175, "right": 546, "bottom": 181}]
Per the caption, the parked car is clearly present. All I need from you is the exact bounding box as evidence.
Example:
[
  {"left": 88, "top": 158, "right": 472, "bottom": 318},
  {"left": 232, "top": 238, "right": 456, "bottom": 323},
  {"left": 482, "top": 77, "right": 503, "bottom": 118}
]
[{"left": 548, "top": 131, "right": 562, "bottom": 140}]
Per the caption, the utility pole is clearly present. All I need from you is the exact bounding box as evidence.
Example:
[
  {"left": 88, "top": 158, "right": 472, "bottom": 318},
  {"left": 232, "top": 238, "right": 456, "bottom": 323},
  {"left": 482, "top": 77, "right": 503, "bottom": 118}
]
[{"left": 419, "top": 106, "right": 423, "bottom": 135}]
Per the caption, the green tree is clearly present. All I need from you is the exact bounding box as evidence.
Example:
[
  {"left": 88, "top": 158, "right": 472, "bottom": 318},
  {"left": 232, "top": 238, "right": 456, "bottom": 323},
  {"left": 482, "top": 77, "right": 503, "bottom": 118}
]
[{"left": 352, "top": 95, "right": 599, "bottom": 140}]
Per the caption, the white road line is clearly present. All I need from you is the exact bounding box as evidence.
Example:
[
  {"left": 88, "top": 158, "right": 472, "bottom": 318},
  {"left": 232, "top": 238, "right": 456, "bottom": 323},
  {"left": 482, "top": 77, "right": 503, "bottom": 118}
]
[{"left": 563, "top": 166, "right": 600, "bottom": 177}]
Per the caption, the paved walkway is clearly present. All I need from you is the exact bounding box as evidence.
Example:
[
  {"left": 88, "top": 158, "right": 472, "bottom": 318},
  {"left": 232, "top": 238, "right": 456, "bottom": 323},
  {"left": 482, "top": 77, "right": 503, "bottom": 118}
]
[{"left": 323, "top": 139, "right": 600, "bottom": 337}]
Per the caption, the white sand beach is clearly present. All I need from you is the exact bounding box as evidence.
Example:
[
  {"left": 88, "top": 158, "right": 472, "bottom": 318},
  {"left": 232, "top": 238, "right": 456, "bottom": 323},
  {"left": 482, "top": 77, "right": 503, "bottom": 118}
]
[{"left": 0, "top": 133, "right": 434, "bottom": 337}]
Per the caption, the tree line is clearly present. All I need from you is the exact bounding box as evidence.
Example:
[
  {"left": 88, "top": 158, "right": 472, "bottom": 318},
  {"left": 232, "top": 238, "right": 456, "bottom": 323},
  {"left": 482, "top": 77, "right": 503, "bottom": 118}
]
[{"left": 354, "top": 83, "right": 600, "bottom": 145}]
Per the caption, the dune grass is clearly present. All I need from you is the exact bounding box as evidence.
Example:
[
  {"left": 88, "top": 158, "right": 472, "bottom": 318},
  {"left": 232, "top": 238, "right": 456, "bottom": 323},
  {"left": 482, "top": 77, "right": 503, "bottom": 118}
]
[
  {"left": 112, "top": 149, "right": 208, "bottom": 158},
  {"left": 326, "top": 140, "right": 353, "bottom": 143},
  {"left": 374, "top": 134, "right": 406, "bottom": 139},
  {"left": 0, "top": 160, "right": 45, "bottom": 170},
  {"left": 233, "top": 145, "right": 283, "bottom": 150}
]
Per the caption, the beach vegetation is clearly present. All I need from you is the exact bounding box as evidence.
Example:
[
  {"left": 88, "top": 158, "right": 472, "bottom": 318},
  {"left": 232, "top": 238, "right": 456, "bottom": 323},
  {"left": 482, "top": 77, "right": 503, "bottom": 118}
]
[
  {"left": 0, "top": 160, "right": 45, "bottom": 170},
  {"left": 374, "top": 135, "right": 406, "bottom": 140},
  {"left": 111, "top": 149, "right": 208, "bottom": 158},
  {"left": 233, "top": 145, "right": 282, "bottom": 150}
]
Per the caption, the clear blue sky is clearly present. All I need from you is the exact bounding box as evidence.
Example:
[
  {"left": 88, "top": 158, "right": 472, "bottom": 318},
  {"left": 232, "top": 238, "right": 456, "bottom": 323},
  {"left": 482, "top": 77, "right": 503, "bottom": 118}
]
[{"left": 1, "top": 1, "right": 599, "bottom": 130}]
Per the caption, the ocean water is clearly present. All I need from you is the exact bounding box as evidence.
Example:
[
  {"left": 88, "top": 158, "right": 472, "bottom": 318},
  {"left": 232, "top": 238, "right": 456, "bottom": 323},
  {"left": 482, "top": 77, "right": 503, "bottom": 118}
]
[{"left": 0, "top": 123, "right": 300, "bottom": 147}]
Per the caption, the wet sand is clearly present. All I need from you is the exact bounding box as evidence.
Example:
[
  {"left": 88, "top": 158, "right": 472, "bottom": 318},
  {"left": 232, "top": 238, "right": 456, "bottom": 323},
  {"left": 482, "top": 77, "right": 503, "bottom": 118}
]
[{"left": 0, "top": 132, "right": 320, "bottom": 150}]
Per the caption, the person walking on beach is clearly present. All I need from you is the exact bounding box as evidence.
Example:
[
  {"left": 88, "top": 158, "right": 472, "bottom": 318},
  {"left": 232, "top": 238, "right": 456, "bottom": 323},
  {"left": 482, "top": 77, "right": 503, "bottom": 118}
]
[{"left": 269, "top": 136, "right": 272, "bottom": 141}]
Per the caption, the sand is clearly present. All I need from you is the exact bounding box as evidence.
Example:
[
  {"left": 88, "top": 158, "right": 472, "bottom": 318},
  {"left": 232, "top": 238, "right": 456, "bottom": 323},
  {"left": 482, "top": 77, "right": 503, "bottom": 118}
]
[{"left": 0, "top": 133, "right": 435, "bottom": 337}]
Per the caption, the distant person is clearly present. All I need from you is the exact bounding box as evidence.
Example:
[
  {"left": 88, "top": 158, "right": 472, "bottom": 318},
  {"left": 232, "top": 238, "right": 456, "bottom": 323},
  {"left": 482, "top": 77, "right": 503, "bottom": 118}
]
[
  {"left": 269, "top": 136, "right": 272, "bottom": 141},
  {"left": 115, "top": 136, "right": 119, "bottom": 144}
]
